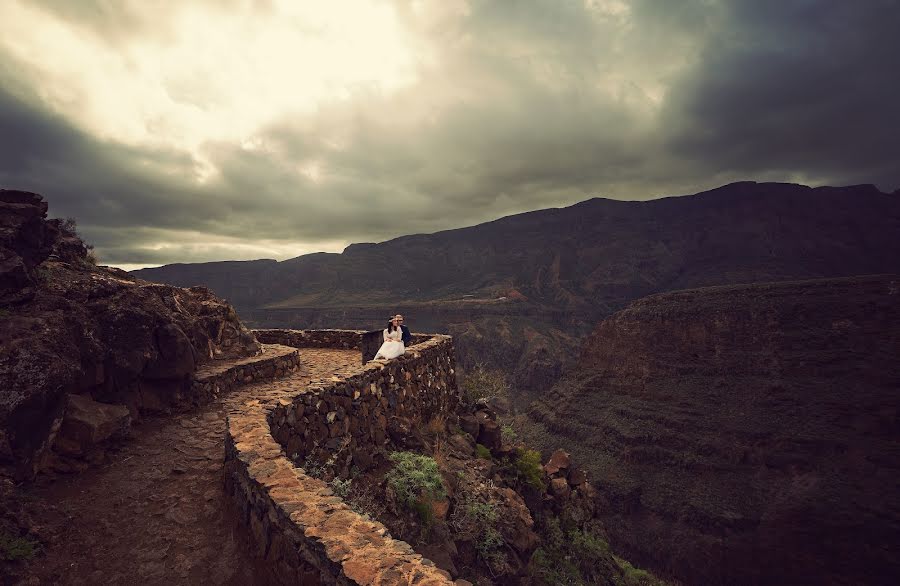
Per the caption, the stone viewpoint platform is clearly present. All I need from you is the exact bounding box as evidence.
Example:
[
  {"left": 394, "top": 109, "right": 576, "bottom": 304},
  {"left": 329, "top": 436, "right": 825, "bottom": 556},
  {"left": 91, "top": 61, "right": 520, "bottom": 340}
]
[{"left": 226, "top": 329, "right": 460, "bottom": 585}]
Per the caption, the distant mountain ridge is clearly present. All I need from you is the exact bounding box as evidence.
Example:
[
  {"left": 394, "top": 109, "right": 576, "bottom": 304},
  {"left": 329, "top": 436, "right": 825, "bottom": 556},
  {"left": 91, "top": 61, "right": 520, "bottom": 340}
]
[
  {"left": 134, "top": 181, "right": 900, "bottom": 312},
  {"left": 133, "top": 181, "right": 900, "bottom": 392}
]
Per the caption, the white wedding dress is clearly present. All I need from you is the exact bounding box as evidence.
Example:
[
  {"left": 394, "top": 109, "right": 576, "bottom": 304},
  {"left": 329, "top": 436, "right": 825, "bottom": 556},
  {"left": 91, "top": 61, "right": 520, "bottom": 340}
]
[{"left": 374, "top": 327, "right": 405, "bottom": 360}]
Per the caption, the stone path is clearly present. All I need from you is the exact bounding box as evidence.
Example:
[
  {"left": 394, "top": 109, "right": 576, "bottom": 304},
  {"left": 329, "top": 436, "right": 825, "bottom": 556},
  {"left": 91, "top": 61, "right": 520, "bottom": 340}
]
[{"left": 20, "top": 348, "right": 361, "bottom": 586}]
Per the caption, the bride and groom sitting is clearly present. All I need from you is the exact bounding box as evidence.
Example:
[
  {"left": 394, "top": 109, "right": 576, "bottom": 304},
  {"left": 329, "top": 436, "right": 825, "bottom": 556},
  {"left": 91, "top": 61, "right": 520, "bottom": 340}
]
[{"left": 373, "top": 314, "right": 411, "bottom": 360}]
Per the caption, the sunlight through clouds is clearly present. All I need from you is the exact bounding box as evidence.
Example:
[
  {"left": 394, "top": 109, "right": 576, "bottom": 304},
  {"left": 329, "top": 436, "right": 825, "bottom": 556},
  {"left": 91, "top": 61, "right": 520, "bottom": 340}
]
[{"left": 0, "top": 0, "right": 418, "bottom": 154}]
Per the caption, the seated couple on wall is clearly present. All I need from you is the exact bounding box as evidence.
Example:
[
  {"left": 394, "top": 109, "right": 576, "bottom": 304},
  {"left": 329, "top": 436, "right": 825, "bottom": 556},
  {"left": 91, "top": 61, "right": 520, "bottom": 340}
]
[{"left": 374, "top": 314, "right": 411, "bottom": 360}]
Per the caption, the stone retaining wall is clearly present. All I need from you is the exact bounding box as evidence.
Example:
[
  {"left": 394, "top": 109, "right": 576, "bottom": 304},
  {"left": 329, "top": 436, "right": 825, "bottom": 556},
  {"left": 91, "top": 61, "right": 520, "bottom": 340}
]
[
  {"left": 225, "top": 332, "right": 460, "bottom": 585},
  {"left": 254, "top": 329, "right": 363, "bottom": 350},
  {"left": 190, "top": 344, "right": 301, "bottom": 405},
  {"left": 270, "top": 335, "right": 458, "bottom": 472}
]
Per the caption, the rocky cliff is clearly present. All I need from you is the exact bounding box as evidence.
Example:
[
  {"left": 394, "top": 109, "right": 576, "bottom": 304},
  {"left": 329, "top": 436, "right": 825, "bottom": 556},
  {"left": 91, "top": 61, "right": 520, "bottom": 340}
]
[
  {"left": 133, "top": 182, "right": 900, "bottom": 394},
  {"left": 526, "top": 275, "right": 900, "bottom": 585},
  {"left": 0, "top": 190, "right": 261, "bottom": 477}
]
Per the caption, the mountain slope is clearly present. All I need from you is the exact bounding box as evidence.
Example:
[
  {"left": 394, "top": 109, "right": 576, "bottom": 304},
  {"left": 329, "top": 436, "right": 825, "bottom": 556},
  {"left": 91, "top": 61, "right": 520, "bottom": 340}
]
[
  {"left": 134, "top": 181, "right": 900, "bottom": 311},
  {"left": 133, "top": 181, "right": 900, "bottom": 391}
]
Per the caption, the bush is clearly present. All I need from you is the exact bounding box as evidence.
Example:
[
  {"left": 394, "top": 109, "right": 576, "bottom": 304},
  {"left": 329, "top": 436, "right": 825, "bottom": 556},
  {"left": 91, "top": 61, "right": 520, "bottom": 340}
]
[
  {"left": 330, "top": 477, "right": 352, "bottom": 499},
  {"left": 387, "top": 451, "right": 446, "bottom": 508},
  {"left": 501, "top": 424, "right": 518, "bottom": 443},
  {"left": 513, "top": 449, "right": 546, "bottom": 490},
  {"left": 461, "top": 364, "right": 509, "bottom": 405},
  {"left": 613, "top": 556, "right": 664, "bottom": 586},
  {"left": 450, "top": 497, "right": 505, "bottom": 570},
  {"left": 475, "top": 443, "right": 492, "bottom": 459}
]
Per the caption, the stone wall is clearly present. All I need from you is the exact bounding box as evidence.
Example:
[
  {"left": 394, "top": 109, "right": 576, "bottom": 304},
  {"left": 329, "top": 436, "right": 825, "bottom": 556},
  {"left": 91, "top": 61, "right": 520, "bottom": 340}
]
[
  {"left": 190, "top": 344, "right": 300, "bottom": 405},
  {"left": 254, "top": 329, "right": 363, "bottom": 350},
  {"left": 270, "top": 335, "right": 459, "bottom": 473},
  {"left": 225, "top": 331, "right": 461, "bottom": 585}
]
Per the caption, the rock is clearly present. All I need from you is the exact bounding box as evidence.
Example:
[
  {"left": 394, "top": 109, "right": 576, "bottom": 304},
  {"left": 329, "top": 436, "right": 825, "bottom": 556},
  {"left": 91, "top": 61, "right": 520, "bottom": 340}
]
[
  {"left": 476, "top": 419, "right": 501, "bottom": 451},
  {"left": 448, "top": 432, "right": 475, "bottom": 455},
  {"left": 0, "top": 190, "right": 55, "bottom": 303},
  {"left": 567, "top": 466, "right": 587, "bottom": 486},
  {"left": 496, "top": 488, "right": 539, "bottom": 557},
  {"left": 0, "top": 191, "right": 263, "bottom": 476},
  {"left": 458, "top": 414, "right": 480, "bottom": 439},
  {"left": 543, "top": 449, "right": 570, "bottom": 476},
  {"left": 351, "top": 450, "right": 374, "bottom": 472},
  {"left": 53, "top": 394, "right": 131, "bottom": 456},
  {"left": 143, "top": 324, "right": 196, "bottom": 379},
  {"left": 550, "top": 477, "right": 571, "bottom": 499}
]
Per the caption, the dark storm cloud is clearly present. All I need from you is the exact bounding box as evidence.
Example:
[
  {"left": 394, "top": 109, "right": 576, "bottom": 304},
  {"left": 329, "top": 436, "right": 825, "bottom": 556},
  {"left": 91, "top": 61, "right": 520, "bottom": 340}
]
[
  {"left": 1, "top": 0, "right": 897, "bottom": 268},
  {"left": 662, "top": 0, "right": 900, "bottom": 187}
]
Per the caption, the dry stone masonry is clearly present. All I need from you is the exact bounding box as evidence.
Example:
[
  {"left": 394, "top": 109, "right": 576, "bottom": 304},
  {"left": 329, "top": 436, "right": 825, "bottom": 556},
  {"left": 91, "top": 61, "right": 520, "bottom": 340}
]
[
  {"left": 190, "top": 344, "right": 301, "bottom": 405},
  {"left": 226, "top": 330, "right": 461, "bottom": 585}
]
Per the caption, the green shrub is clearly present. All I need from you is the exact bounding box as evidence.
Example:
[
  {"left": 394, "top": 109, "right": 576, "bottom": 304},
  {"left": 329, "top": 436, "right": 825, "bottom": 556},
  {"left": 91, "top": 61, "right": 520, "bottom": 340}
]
[
  {"left": 461, "top": 364, "right": 509, "bottom": 405},
  {"left": 450, "top": 497, "right": 505, "bottom": 569},
  {"left": 513, "top": 449, "right": 546, "bottom": 490},
  {"left": 330, "top": 477, "right": 352, "bottom": 499},
  {"left": 613, "top": 556, "right": 664, "bottom": 586},
  {"left": 501, "top": 424, "right": 518, "bottom": 443},
  {"left": 0, "top": 531, "right": 39, "bottom": 561},
  {"left": 387, "top": 451, "right": 446, "bottom": 508},
  {"left": 475, "top": 443, "right": 492, "bottom": 459}
]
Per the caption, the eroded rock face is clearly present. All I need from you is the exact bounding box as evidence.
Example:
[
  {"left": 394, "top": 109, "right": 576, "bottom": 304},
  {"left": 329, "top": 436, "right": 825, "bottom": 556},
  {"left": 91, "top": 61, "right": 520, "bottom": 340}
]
[
  {"left": 0, "top": 191, "right": 261, "bottom": 476},
  {"left": 0, "top": 190, "right": 56, "bottom": 303},
  {"left": 528, "top": 275, "right": 900, "bottom": 585}
]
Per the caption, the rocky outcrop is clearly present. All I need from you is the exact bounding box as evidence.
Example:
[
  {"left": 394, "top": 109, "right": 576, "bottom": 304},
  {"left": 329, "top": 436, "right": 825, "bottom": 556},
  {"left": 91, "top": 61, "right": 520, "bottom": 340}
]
[
  {"left": 527, "top": 274, "right": 900, "bottom": 585},
  {"left": 0, "top": 191, "right": 262, "bottom": 477},
  {"left": 0, "top": 190, "right": 57, "bottom": 304}
]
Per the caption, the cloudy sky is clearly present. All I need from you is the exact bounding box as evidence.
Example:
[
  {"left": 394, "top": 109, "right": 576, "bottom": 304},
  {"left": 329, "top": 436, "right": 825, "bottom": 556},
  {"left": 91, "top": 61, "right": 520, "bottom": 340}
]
[{"left": 1, "top": 0, "right": 897, "bottom": 269}]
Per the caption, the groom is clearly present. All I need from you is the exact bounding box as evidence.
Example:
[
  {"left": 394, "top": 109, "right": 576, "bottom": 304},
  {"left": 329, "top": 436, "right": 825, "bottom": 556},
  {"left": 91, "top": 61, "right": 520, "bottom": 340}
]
[{"left": 395, "top": 314, "right": 412, "bottom": 346}]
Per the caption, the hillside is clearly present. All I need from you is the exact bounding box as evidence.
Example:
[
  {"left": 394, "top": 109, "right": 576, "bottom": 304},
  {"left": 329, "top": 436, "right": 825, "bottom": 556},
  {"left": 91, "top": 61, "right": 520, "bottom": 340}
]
[
  {"left": 134, "top": 181, "right": 900, "bottom": 392},
  {"left": 524, "top": 275, "right": 900, "bottom": 585}
]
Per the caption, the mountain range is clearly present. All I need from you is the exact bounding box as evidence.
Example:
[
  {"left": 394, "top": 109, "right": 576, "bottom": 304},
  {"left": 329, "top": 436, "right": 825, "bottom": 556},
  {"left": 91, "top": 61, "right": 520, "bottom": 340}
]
[{"left": 134, "top": 181, "right": 900, "bottom": 393}]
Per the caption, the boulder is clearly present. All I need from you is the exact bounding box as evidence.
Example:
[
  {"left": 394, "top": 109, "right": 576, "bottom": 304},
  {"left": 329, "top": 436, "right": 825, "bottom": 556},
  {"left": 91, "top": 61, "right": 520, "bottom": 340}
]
[
  {"left": 567, "top": 466, "right": 587, "bottom": 486},
  {"left": 458, "top": 414, "right": 480, "bottom": 439},
  {"left": 476, "top": 419, "right": 501, "bottom": 451},
  {"left": 543, "top": 449, "right": 570, "bottom": 476},
  {"left": 550, "top": 477, "right": 571, "bottom": 499},
  {"left": 53, "top": 394, "right": 131, "bottom": 456}
]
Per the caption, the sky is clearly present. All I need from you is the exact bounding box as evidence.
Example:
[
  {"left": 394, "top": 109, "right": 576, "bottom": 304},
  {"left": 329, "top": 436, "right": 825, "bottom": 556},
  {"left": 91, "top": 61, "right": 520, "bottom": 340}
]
[{"left": 1, "top": 0, "right": 898, "bottom": 270}]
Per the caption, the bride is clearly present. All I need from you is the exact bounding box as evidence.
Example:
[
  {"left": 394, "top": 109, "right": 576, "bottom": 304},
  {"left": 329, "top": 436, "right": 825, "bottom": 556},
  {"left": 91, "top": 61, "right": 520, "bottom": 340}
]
[{"left": 374, "top": 315, "right": 405, "bottom": 360}]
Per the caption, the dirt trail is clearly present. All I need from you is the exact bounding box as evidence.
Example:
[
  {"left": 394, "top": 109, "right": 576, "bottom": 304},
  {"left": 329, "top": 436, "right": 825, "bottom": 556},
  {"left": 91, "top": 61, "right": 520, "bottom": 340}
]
[{"left": 19, "top": 348, "right": 360, "bottom": 586}]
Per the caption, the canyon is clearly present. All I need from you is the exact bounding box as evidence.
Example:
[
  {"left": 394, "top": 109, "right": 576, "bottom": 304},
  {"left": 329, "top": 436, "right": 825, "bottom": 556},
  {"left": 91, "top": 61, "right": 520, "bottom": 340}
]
[{"left": 525, "top": 275, "right": 900, "bottom": 585}]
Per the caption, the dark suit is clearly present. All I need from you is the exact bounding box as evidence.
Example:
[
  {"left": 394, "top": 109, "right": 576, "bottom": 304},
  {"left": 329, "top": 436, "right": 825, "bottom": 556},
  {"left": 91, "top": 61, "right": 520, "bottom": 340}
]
[{"left": 400, "top": 324, "right": 412, "bottom": 346}]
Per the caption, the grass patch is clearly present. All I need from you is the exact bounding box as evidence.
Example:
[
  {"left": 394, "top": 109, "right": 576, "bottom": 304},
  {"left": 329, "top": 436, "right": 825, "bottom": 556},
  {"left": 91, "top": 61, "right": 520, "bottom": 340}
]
[
  {"left": 475, "top": 443, "right": 492, "bottom": 459},
  {"left": 0, "top": 531, "right": 39, "bottom": 562}
]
